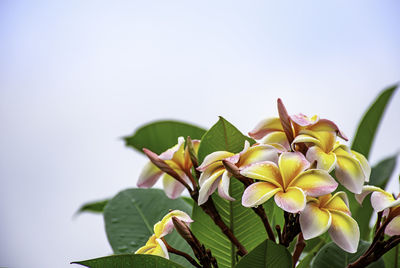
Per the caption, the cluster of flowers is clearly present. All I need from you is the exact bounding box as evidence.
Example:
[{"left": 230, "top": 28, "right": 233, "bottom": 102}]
[
  {"left": 137, "top": 100, "right": 398, "bottom": 255},
  {"left": 135, "top": 210, "right": 193, "bottom": 259}
]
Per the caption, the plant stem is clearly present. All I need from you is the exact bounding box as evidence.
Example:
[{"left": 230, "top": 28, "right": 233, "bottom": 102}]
[
  {"left": 162, "top": 238, "right": 202, "bottom": 268},
  {"left": 292, "top": 233, "right": 305, "bottom": 268}
]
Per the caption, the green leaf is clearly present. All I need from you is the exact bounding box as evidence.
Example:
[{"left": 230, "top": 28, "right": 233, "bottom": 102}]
[
  {"left": 191, "top": 117, "right": 264, "bottom": 268},
  {"left": 351, "top": 85, "right": 397, "bottom": 159},
  {"left": 197, "top": 116, "right": 255, "bottom": 163},
  {"left": 384, "top": 244, "right": 400, "bottom": 268},
  {"left": 72, "top": 254, "right": 185, "bottom": 268},
  {"left": 103, "top": 188, "right": 192, "bottom": 266},
  {"left": 351, "top": 155, "right": 398, "bottom": 240},
  {"left": 234, "top": 239, "right": 292, "bottom": 268},
  {"left": 124, "top": 120, "right": 206, "bottom": 154},
  {"left": 297, "top": 237, "right": 326, "bottom": 268},
  {"left": 311, "top": 241, "right": 385, "bottom": 268},
  {"left": 76, "top": 199, "right": 109, "bottom": 215}
]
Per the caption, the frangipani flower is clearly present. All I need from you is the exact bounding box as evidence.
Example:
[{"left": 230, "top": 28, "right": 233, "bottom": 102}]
[
  {"left": 197, "top": 141, "right": 278, "bottom": 205},
  {"left": 136, "top": 210, "right": 193, "bottom": 259},
  {"left": 137, "top": 137, "right": 200, "bottom": 199},
  {"left": 135, "top": 234, "right": 169, "bottom": 259},
  {"left": 240, "top": 152, "right": 338, "bottom": 213},
  {"left": 154, "top": 210, "right": 193, "bottom": 238},
  {"left": 356, "top": 186, "right": 400, "bottom": 236},
  {"left": 292, "top": 130, "right": 370, "bottom": 194},
  {"left": 299, "top": 192, "right": 360, "bottom": 253}
]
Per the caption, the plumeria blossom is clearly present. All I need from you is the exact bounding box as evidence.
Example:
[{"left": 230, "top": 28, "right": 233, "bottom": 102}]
[
  {"left": 153, "top": 210, "right": 193, "bottom": 238},
  {"left": 240, "top": 152, "right": 338, "bottom": 213},
  {"left": 197, "top": 141, "right": 278, "bottom": 205},
  {"left": 137, "top": 137, "right": 200, "bottom": 199},
  {"left": 356, "top": 186, "right": 400, "bottom": 236},
  {"left": 249, "top": 111, "right": 348, "bottom": 151},
  {"left": 136, "top": 210, "right": 193, "bottom": 259},
  {"left": 299, "top": 192, "right": 360, "bottom": 253},
  {"left": 135, "top": 234, "right": 169, "bottom": 258},
  {"left": 292, "top": 130, "right": 370, "bottom": 194}
]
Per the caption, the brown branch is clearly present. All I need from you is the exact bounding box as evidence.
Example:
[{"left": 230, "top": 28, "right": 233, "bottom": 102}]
[
  {"left": 292, "top": 233, "right": 305, "bottom": 268},
  {"left": 281, "top": 212, "right": 301, "bottom": 247},
  {"left": 222, "top": 160, "right": 276, "bottom": 241},
  {"left": 276, "top": 225, "right": 283, "bottom": 245},
  {"left": 162, "top": 238, "right": 201, "bottom": 268}
]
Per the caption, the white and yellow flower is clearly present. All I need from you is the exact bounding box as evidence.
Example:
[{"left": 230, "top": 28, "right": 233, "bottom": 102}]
[
  {"left": 292, "top": 130, "right": 370, "bottom": 194},
  {"left": 299, "top": 192, "right": 360, "bottom": 253},
  {"left": 136, "top": 210, "right": 193, "bottom": 259},
  {"left": 197, "top": 141, "right": 278, "bottom": 205},
  {"left": 137, "top": 137, "right": 200, "bottom": 199},
  {"left": 356, "top": 186, "right": 400, "bottom": 236},
  {"left": 240, "top": 152, "right": 338, "bottom": 213}
]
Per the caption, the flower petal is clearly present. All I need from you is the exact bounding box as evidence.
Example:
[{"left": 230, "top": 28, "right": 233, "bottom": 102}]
[
  {"left": 198, "top": 169, "right": 225, "bottom": 205},
  {"left": 218, "top": 170, "right": 235, "bottom": 201},
  {"left": 159, "top": 137, "right": 185, "bottom": 162},
  {"left": 137, "top": 161, "right": 163, "bottom": 188},
  {"left": 385, "top": 216, "right": 400, "bottom": 236},
  {"left": 135, "top": 235, "right": 169, "bottom": 259},
  {"left": 351, "top": 150, "right": 371, "bottom": 182},
  {"left": 279, "top": 152, "right": 310, "bottom": 189},
  {"left": 237, "top": 144, "right": 279, "bottom": 167},
  {"left": 309, "top": 118, "right": 348, "bottom": 141},
  {"left": 370, "top": 191, "right": 398, "bottom": 212},
  {"left": 162, "top": 172, "right": 189, "bottom": 199},
  {"left": 306, "top": 146, "right": 337, "bottom": 172},
  {"left": 197, "top": 151, "right": 234, "bottom": 171},
  {"left": 323, "top": 192, "right": 351, "bottom": 215},
  {"left": 154, "top": 238, "right": 169, "bottom": 259},
  {"left": 249, "top": 117, "right": 284, "bottom": 140},
  {"left": 274, "top": 186, "right": 306, "bottom": 213},
  {"left": 154, "top": 210, "right": 193, "bottom": 238},
  {"left": 242, "top": 182, "right": 281, "bottom": 207},
  {"left": 328, "top": 210, "right": 360, "bottom": 253},
  {"left": 198, "top": 163, "right": 223, "bottom": 187},
  {"left": 291, "top": 113, "right": 319, "bottom": 127},
  {"left": 334, "top": 149, "right": 365, "bottom": 194},
  {"left": 354, "top": 185, "right": 384, "bottom": 205},
  {"left": 239, "top": 161, "right": 282, "bottom": 187},
  {"left": 260, "top": 132, "right": 290, "bottom": 151},
  {"left": 290, "top": 169, "right": 338, "bottom": 197},
  {"left": 292, "top": 134, "right": 322, "bottom": 148},
  {"left": 300, "top": 203, "right": 332, "bottom": 240}
]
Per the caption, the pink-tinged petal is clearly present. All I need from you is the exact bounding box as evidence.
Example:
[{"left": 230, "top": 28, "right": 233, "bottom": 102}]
[
  {"left": 292, "top": 134, "right": 322, "bottom": 148},
  {"left": 242, "top": 182, "right": 281, "bottom": 207},
  {"left": 323, "top": 191, "right": 351, "bottom": 215},
  {"left": 248, "top": 117, "right": 283, "bottom": 140},
  {"left": 385, "top": 216, "right": 400, "bottom": 236},
  {"left": 329, "top": 210, "right": 360, "bottom": 253},
  {"left": 309, "top": 118, "right": 348, "bottom": 141},
  {"left": 260, "top": 132, "right": 291, "bottom": 151},
  {"left": 279, "top": 152, "right": 310, "bottom": 189},
  {"left": 291, "top": 114, "right": 319, "bottom": 127},
  {"left": 197, "top": 151, "right": 234, "bottom": 171},
  {"left": 306, "top": 146, "right": 337, "bottom": 172},
  {"left": 351, "top": 150, "right": 371, "bottom": 182},
  {"left": 290, "top": 169, "right": 338, "bottom": 197},
  {"left": 274, "top": 186, "right": 306, "bottom": 213},
  {"left": 162, "top": 173, "right": 189, "bottom": 199},
  {"left": 159, "top": 136, "right": 185, "bottom": 161},
  {"left": 198, "top": 163, "right": 223, "bottom": 187},
  {"left": 334, "top": 152, "right": 365, "bottom": 194},
  {"left": 370, "top": 191, "right": 397, "bottom": 212},
  {"left": 224, "top": 141, "right": 250, "bottom": 165},
  {"left": 239, "top": 161, "right": 283, "bottom": 187},
  {"left": 300, "top": 203, "right": 332, "bottom": 240},
  {"left": 155, "top": 238, "right": 169, "bottom": 259},
  {"left": 154, "top": 210, "right": 193, "bottom": 238},
  {"left": 218, "top": 170, "right": 235, "bottom": 201},
  {"left": 137, "top": 161, "right": 163, "bottom": 188},
  {"left": 198, "top": 169, "right": 225, "bottom": 205},
  {"left": 354, "top": 185, "right": 384, "bottom": 205},
  {"left": 237, "top": 144, "right": 279, "bottom": 167}
]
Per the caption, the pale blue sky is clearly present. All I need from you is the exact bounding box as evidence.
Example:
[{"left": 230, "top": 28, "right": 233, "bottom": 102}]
[{"left": 1, "top": 1, "right": 399, "bottom": 267}]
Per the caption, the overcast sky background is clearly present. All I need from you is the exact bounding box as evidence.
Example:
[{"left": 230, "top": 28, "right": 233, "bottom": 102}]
[{"left": 1, "top": 1, "right": 399, "bottom": 267}]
